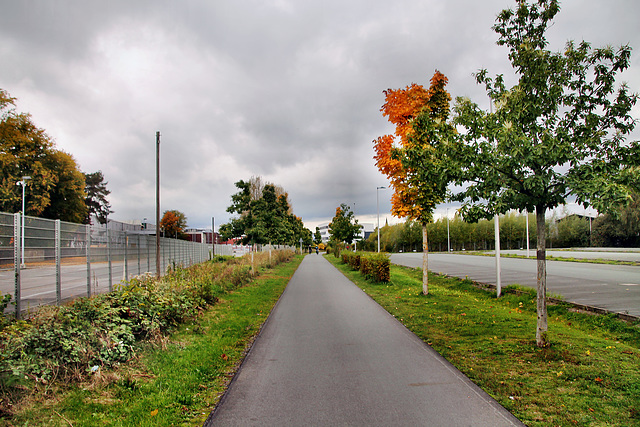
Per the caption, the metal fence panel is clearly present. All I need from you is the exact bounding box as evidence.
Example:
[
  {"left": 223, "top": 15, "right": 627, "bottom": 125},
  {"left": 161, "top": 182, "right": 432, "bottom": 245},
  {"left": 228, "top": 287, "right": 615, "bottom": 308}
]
[{"left": 0, "top": 213, "right": 222, "bottom": 317}]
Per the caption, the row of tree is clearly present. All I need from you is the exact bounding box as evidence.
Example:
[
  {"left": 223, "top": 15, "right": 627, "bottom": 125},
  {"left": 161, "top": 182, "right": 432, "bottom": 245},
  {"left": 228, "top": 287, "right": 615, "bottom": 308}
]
[
  {"left": 219, "top": 176, "right": 313, "bottom": 247},
  {"left": 361, "top": 200, "right": 640, "bottom": 253},
  {"left": 1, "top": 89, "right": 111, "bottom": 224},
  {"left": 373, "top": 0, "right": 639, "bottom": 347}
]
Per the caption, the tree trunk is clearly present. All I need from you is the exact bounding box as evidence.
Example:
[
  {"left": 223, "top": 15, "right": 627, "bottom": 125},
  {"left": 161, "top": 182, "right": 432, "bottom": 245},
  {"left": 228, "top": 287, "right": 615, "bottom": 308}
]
[
  {"left": 535, "top": 206, "right": 548, "bottom": 347},
  {"left": 422, "top": 224, "right": 428, "bottom": 295}
]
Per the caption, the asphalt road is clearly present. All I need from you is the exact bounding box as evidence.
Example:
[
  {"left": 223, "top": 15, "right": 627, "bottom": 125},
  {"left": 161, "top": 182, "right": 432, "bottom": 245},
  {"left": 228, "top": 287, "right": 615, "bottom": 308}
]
[
  {"left": 390, "top": 253, "right": 640, "bottom": 317},
  {"left": 501, "top": 248, "right": 640, "bottom": 262},
  {"left": 205, "top": 254, "right": 523, "bottom": 426}
]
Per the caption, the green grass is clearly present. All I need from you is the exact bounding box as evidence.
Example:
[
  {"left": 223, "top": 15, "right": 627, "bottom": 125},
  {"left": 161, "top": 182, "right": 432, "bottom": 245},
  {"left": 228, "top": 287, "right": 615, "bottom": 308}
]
[
  {"left": 5, "top": 255, "right": 303, "bottom": 426},
  {"left": 326, "top": 255, "right": 640, "bottom": 427}
]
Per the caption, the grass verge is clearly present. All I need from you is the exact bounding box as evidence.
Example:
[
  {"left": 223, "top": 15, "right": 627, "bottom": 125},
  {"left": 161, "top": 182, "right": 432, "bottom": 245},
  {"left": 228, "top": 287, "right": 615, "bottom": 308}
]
[
  {"left": 3, "top": 254, "right": 303, "bottom": 426},
  {"left": 326, "top": 255, "right": 640, "bottom": 426}
]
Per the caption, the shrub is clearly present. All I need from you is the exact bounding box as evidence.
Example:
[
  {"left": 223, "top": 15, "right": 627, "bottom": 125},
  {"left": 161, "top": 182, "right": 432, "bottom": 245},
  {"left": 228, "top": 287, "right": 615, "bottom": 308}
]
[
  {"left": 0, "top": 293, "right": 12, "bottom": 331},
  {"left": 0, "top": 250, "right": 295, "bottom": 410},
  {"left": 340, "top": 251, "right": 390, "bottom": 283},
  {"left": 363, "top": 253, "right": 390, "bottom": 282}
]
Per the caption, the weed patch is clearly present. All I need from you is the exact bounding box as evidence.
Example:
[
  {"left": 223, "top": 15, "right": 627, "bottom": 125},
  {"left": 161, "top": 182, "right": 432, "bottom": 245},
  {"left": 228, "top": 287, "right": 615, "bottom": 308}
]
[{"left": 0, "top": 250, "right": 296, "bottom": 423}]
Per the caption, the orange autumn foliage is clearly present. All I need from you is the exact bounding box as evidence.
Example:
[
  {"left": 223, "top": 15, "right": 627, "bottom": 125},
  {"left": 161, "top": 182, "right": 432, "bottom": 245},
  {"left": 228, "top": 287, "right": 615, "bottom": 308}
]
[{"left": 373, "top": 71, "right": 451, "bottom": 222}]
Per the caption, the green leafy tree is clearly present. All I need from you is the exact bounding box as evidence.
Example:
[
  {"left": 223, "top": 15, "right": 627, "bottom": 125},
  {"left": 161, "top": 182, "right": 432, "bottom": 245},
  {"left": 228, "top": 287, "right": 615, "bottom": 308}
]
[
  {"left": 453, "top": 0, "right": 638, "bottom": 346},
  {"left": 426, "top": 219, "right": 447, "bottom": 252},
  {"left": 224, "top": 179, "right": 256, "bottom": 244},
  {"left": 475, "top": 218, "right": 494, "bottom": 251},
  {"left": 84, "top": 171, "right": 111, "bottom": 224},
  {"left": 499, "top": 211, "right": 525, "bottom": 250},
  {"left": 592, "top": 192, "right": 640, "bottom": 247},
  {"left": 1, "top": 89, "right": 87, "bottom": 222},
  {"left": 223, "top": 178, "right": 308, "bottom": 246},
  {"left": 555, "top": 215, "right": 590, "bottom": 248},
  {"left": 40, "top": 150, "right": 87, "bottom": 223},
  {"left": 328, "top": 203, "right": 360, "bottom": 246},
  {"left": 314, "top": 227, "right": 322, "bottom": 245}
]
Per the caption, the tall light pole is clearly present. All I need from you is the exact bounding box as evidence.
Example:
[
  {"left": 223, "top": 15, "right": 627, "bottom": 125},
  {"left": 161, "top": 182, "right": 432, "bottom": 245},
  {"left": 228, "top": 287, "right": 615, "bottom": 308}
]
[
  {"left": 17, "top": 176, "right": 31, "bottom": 268},
  {"left": 376, "top": 186, "right": 386, "bottom": 253},
  {"left": 155, "top": 131, "right": 161, "bottom": 278}
]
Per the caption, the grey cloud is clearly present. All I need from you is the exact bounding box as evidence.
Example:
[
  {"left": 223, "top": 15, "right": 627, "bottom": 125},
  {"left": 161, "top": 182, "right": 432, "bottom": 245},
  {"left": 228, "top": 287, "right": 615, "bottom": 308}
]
[{"left": 1, "top": 0, "right": 638, "bottom": 229}]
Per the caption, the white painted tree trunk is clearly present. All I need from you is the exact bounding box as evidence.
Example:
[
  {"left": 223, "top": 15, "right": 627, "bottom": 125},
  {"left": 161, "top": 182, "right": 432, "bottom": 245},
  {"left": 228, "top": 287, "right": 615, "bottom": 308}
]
[
  {"left": 422, "top": 224, "right": 428, "bottom": 295},
  {"left": 536, "top": 207, "right": 548, "bottom": 347}
]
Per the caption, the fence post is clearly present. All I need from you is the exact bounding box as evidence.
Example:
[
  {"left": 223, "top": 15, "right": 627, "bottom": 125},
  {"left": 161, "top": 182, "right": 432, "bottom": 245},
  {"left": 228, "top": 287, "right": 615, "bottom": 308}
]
[
  {"left": 137, "top": 234, "right": 141, "bottom": 277},
  {"left": 107, "top": 226, "right": 112, "bottom": 292},
  {"left": 13, "top": 213, "right": 21, "bottom": 319},
  {"left": 86, "top": 224, "right": 91, "bottom": 297},
  {"left": 124, "top": 231, "right": 129, "bottom": 281},
  {"left": 147, "top": 235, "right": 150, "bottom": 273},
  {"left": 55, "top": 220, "right": 61, "bottom": 305}
]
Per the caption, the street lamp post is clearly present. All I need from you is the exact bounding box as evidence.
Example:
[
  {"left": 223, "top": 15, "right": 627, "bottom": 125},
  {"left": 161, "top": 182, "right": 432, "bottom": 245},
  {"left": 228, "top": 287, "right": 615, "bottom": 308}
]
[
  {"left": 376, "top": 186, "right": 386, "bottom": 253},
  {"left": 155, "top": 131, "right": 161, "bottom": 277},
  {"left": 17, "top": 176, "right": 31, "bottom": 268}
]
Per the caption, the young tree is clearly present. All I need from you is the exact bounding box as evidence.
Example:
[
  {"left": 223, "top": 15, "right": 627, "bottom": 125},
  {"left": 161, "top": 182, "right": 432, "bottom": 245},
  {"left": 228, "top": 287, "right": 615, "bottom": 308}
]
[
  {"left": 84, "top": 171, "right": 112, "bottom": 224},
  {"left": 314, "top": 227, "right": 322, "bottom": 245},
  {"left": 160, "top": 210, "right": 187, "bottom": 239},
  {"left": 328, "top": 203, "right": 360, "bottom": 245},
  {"left": 374, "top": 71, "right": 459, "bottom": 294},
  {"left": 453, "top": 0, "right": 638, "bottom": 346}
]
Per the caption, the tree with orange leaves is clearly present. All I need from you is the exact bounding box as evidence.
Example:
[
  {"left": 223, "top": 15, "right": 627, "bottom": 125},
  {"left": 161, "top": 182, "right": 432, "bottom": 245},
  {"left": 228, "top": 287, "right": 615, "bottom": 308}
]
[
  {"left": 160, "top": 209, "right": 188, "bottom": 239},
  {"left": 373, "top": 71, "right": 459, "bottom": 294}
]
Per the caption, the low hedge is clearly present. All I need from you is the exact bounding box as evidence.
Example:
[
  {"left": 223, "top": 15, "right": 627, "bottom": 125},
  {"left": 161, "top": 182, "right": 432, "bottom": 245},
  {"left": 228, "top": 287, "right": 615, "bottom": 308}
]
[{"left": 341, "top": 251, "right": 390, "bottom": 283}]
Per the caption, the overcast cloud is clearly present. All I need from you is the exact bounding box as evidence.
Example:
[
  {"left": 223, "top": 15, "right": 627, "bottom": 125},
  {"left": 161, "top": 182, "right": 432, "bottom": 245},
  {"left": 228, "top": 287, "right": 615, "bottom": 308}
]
[{"left": 1, "top": 0, "right": 638, "bottom": 231}]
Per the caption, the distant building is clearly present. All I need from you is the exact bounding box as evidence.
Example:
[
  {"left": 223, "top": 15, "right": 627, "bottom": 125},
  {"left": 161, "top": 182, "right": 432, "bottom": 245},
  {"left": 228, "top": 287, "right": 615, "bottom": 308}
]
[
  {"left": 360, "top": 223, "right": 374, "bottom": 240},
  {"left": 89, "top": 215, "right": 156, "bottom": 233},
  {"left": 184, "top": 228, "right": 220, "bottom": 244},
  {"left": 317, "top": 222, "right": 374, "bottom": 243},
  {"left": 318, "top": 223, "right": 330, "bottom": 243}
]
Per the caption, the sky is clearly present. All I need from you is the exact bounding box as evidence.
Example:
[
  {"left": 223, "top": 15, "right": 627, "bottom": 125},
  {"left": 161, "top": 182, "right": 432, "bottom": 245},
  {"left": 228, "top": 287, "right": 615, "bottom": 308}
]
[{"left": 1, "top": 0, "right": 638, "bottom": 232}]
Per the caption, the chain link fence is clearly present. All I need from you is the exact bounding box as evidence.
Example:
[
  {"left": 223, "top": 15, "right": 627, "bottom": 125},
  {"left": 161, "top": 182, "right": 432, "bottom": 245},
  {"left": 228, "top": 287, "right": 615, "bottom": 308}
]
[{"left": 0, "top": 212, "right": 236, "bottom": 318}]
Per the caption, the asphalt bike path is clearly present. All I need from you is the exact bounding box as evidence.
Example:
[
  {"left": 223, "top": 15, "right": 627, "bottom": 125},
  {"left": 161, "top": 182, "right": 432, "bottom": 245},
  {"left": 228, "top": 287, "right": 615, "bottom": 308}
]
[{"left": 205, "top": 254, "right": 523, "bottom": 426}]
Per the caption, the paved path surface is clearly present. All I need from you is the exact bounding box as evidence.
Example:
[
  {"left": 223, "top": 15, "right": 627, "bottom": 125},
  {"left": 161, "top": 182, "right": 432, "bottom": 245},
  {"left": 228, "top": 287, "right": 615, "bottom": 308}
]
[
  {"left": 205, "top": 254, "right": 523, "bottom": 426},
  {"left": 391, "top": 253, "right": 640, "bottom": 317}
]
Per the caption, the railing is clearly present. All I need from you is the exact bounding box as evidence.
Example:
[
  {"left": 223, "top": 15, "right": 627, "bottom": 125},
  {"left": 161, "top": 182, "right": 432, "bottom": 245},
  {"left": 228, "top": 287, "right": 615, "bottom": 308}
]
[{"left": 0, "top": 212, "right": 217, "bottom": 318}]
